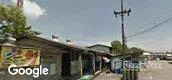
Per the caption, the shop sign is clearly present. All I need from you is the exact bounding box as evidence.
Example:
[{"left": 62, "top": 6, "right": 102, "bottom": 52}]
[{"left": 0, "top": 46, "right": 40, "bottom": 68}]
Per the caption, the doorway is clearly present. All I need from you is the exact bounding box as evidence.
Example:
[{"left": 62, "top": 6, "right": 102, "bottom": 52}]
[
  {"left": 82, "top": 54, "right": 93, "bottom": 75},
  {"left": 61, "top": 53, "right": 71, "bottom": 77}
]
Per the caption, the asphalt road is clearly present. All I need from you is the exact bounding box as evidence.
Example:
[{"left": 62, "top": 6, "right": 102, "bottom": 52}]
[{"left": 139, "top": 61, "right": 172, "bottom": 80}]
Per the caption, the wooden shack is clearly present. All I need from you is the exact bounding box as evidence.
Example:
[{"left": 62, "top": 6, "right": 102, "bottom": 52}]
[{"left": 11, "top": 35, "right": 111, "bottom": 80}]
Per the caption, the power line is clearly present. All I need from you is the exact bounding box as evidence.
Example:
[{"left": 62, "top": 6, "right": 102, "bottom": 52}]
[
  {"left": 126, "top": 16, "right": 163, "bottom": 36},
  {"left": 127, "top": 16, "right": 172, "bottom": 39}
]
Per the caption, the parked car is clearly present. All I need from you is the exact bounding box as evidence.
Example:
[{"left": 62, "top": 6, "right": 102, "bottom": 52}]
[{"left": 165, "top": 54, "right": 172, "bottom": 60}]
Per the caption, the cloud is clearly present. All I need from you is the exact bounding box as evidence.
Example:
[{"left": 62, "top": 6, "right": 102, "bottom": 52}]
[{"left": 11, "top": 0, "right": 46, "bottom": 20}]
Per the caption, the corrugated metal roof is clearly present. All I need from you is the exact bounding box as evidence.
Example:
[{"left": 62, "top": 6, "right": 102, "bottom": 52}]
[{"left": 16, "top": 35, "right": 111, "bottom": 55}]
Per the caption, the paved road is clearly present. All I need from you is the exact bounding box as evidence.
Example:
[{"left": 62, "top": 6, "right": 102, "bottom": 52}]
[
  {"left": 139, "top": 61, "right": 172, "bottom": 80},
  {"left": 94, "top": 72, "right": 122, "bottom": 80}
]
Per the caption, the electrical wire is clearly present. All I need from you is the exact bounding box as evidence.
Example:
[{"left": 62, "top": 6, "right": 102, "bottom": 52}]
[{"left": 126, "top": 16, "right": 172, "bottom": 39}]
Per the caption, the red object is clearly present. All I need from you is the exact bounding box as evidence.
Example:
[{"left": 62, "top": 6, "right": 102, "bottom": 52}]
[{"left": 25, "top": 50, "right": 35, "bottom": 59}]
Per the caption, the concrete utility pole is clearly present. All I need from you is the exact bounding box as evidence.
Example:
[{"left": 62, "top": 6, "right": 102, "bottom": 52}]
[
  {"left": 17, "top": 0, "right": 23, "bottom": 8},
  {"left": 113, "top": 0, "right": 131, "bottom": 68}
]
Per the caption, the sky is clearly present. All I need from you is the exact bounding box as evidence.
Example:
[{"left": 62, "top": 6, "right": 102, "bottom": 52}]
[{"left": 1, "top": 0, "right": 172, "bottom": 52}]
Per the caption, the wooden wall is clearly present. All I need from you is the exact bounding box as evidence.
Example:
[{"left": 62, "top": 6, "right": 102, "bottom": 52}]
[{"left": 15, "top": 38, "right": 62, "bottom": 79}]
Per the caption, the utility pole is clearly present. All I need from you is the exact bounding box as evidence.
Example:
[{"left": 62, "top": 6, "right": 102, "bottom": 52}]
[
  {"left": 17, "top": 0, "right": 23, "bottom": 8},
  {"left": 113, "top": 0, "right": 131, "bottom": 68}
]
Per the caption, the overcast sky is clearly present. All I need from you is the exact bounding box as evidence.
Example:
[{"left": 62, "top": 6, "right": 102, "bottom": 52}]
[{"left": 1, "top": 0, "right": 172, "bottom": 52}]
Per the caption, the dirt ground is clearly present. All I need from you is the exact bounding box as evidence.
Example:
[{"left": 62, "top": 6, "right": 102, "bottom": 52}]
[
  {"left": 94, "top": 61, "right": 172, "bottom": 80},
  {"left": 93, "top": 72, "right": 122, "bottom": 80},
  {"left": 139, "top": 61, "right": 172, "bottom": 80}
]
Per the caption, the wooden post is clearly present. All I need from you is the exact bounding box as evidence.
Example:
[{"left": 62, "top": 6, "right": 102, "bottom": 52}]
[
  {"left": 92, "top": 54, "right": 95, "bottom": 74},
  {"left": 123, "top": 69, "right": 127, "bottom": 80},
  {"left": 79, "top": 53, "right": 83, "bottom": 77},
  {"left": 131, "top": 68, "right": 135, "bottom": 80},
  {"left": 56, "top": 49, "right": 61, "bottom": 78},
  {"left": 134, "top": 68, "right": 138, "bottom": 80},
  {"left": 99, "top": 55, "right": 102, "bottom": 71},
  {"left": 127, "top": 69, "right": 130, "bottom": 80}
]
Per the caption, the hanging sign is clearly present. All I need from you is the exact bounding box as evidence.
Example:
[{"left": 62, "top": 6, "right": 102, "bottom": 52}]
[{"left": 0, "top": 46, "right": 40, "bottom": 68}]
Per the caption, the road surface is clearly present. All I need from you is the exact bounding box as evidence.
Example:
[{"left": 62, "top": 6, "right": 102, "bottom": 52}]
[
  {"left": 94, "top": 72, "right": 122, "bottom": 80},
  {"left": 139, "top": 61, "right": 172, "bottom": 80}
]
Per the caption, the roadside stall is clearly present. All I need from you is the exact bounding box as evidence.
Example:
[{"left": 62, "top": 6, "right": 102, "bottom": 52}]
[{"left": 0, "top": 44, "right": 41, "bottom": 79}]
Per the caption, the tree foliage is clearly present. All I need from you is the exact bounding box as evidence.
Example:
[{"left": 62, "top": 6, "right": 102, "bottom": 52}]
[
  {"left": 111, "top": 40, "right": 129, "bottom": 54},
  {"left": 111, "top": 40, "right": 122, "bottom": 54},
  {"left": 129, "top": 47, "right": 143, "bottom": 53},
  {"left": 111, "top": 40, "right": 143, "bottom": 54},
  {"left": 0, "top": 4, "right": 40, "bottom": 43}
]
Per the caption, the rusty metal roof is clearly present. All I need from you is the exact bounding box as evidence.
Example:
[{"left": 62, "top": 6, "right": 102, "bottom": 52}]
[{"left": 16, "top": 35, "right": 111, "bottom": 55}]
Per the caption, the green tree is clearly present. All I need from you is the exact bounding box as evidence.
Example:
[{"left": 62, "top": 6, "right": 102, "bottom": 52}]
[
  {"left": 129, "top": 47, "right": 143, "bottom": 53},
  {"left": 111, "top": 40, "right": 129, "bottom": 54},
  {"left": 124, "top": 44, "right": 130, "bottom": 53},
  {"left": 0, "top": 4, "right": 40, "bottom": 43}
]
